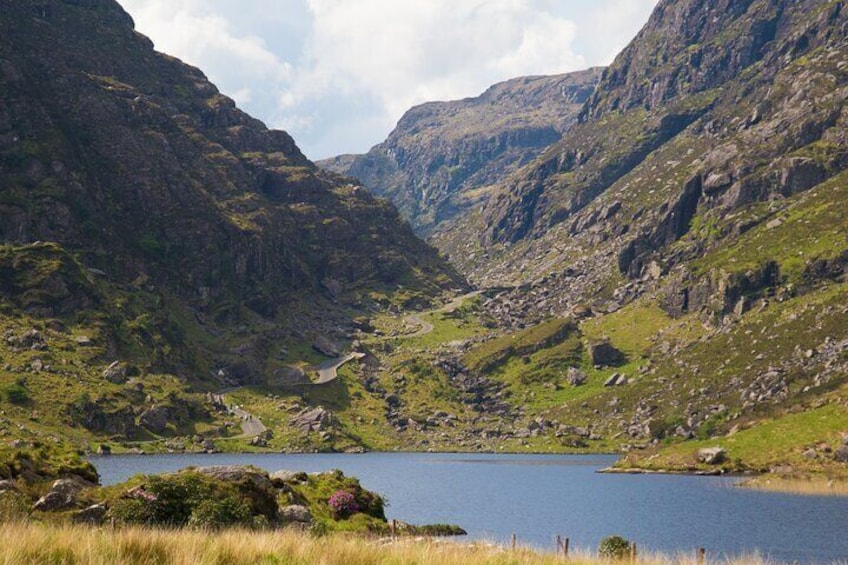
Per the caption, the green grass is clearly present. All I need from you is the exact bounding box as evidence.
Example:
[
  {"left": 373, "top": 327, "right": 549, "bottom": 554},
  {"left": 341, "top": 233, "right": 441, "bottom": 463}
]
[
  {"left": 581, "top": 302, "right": 676, "bottom": 357},
  {"left": 462, "top": 318, "right": 576, "bottom": 373},
  {"left": 619, "top": 399, "right": 848, "bottom": 477}
]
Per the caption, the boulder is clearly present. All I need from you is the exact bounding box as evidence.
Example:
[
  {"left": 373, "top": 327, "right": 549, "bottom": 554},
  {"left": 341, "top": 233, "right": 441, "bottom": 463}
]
[
  {"left": 194, "top": 466, "right": 273, "bottom": 490},
  {"left": 139, "top": 405, "right": 169, "bottom": 434},
  {"left": 312, "top": 336, "right": 341, "bottom": 357},
  {"left": 33, "top": 477, "right": 90, "bottom": 512},
  {"left": 834, "top": 445, "right": 848, "bottom": 463},
  {"left": 72, "top": 503, "right": 107, "bottom": 525},
  {"left": 566, "top": 367, "right": 587, "bottom": 386},
  {"left": 268, "top": 365, "right": 310, "bottom": 387},
  {"left": 279, "top": 504, "right": 312, "bottom": 524},
  {"left": 588, "top": 341, "right": 625, "bottom": 367},
  {"left": 270, "top": 470, "right": 308, "bottom": 486},
  {"left": 697, "top": 447, "right": 727, "bottom": 465},
  {"left": 102, "top": 361, "right": 128, "bottom": 384},
  {"left": 290, "top": 407, "right": 334, "bottom": 432},
  {"left": 249, "top": 436, "right": 267, "bottom": 447}
]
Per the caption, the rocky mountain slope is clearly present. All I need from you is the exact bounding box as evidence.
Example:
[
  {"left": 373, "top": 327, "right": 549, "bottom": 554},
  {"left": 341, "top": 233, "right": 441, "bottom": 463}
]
[
  {"left": 318, "top": 69, "right": 602, "bottom": 237},
  {"left": 0, "top": 0, "right": 463, "bottom": 448},
  {"left": 314, "top": 0, "right": 848, "bottom": 477}
]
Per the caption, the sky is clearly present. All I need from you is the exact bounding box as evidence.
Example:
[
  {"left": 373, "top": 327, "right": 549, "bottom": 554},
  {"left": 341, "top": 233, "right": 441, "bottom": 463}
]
[{"left": 118, "top": 0, "right": 659, "bottom": 160}]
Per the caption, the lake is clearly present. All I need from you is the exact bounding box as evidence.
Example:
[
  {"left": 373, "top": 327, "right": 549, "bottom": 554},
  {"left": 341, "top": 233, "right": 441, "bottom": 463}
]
[{"left": 90, "top": 452, "right": 848, "bottom": 563}]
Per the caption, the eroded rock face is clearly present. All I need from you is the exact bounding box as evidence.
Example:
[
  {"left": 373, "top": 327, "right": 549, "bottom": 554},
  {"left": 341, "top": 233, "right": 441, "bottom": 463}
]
[{"left": 318, "top": 69, "right": 603, "bottom": 237}]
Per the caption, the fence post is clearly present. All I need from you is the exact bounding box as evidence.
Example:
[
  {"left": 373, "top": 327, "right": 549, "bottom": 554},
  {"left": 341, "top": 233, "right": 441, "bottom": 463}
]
[
  {"left": 512, "top": 533, "right": 517, "bottom": 550},
  {"left": 630, "top": 542, "right": 637, "bottom": 564},
  {"left": 564, "top": 537, "right": 570, "bottom": 557},
  {"left": 391, "top": 519, "right": 396, "bottom": 539},
  {"left": 698, "top": 548, "right": 706, "bottom": 565}
]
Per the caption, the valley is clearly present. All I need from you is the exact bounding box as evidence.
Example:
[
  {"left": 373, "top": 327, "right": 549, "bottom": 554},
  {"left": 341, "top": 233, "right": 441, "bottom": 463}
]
[{"left": 0, "top": 1, "right": 845, "bottom": 547}]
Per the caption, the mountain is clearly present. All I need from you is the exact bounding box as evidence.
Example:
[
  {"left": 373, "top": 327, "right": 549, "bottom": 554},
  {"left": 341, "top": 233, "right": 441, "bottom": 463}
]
[
  {"left": 318, "top": 69, "right": 602, "bottom": 237},
  {"left": 0, "top": 0, "right": 463, "bottom": 447},
  {"left": 318, "top": 0, "right": 848, "bottom": 477}
]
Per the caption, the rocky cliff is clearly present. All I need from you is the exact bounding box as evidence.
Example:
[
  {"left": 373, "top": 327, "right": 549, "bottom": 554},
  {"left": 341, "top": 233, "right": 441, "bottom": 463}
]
[{"left": 319, "top": 69, "right": 602, "bottom": 237}]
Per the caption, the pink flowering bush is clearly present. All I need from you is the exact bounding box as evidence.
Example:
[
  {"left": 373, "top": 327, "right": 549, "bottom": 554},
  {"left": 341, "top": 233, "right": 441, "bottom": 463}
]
[{"left": 327, "top": 489, "right": 360, "bottom": 519}]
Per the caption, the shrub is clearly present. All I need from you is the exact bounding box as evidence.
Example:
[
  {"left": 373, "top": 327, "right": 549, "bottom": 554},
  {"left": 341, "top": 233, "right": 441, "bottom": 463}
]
[
  {"left": 327, "top": 490, "right": 359, "bottom": 519},
  {"left": 4, "top": 384, "right": 29, "bottom": 404},
  {"left": 109, "top": 472, "right": 261, "bottom": 529},
  {"left": 187, "top": 498, "right": 252, "bottom": 529},
  {"left": 598, "top": 535, "right": 632, "bottom": 560}
]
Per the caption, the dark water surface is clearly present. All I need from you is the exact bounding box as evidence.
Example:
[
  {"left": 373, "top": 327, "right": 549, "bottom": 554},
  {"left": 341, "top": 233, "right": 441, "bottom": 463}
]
[{"left": 90, "top": 452, "right": 848, "bottom": 563}]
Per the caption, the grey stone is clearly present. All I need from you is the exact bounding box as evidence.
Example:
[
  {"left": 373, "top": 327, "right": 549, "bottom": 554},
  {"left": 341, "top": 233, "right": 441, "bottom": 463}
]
[
  {"left": 279, "top": 504, "right": 312, "bottom": 524},
  {"left": 290, "top": 407, "right": 334, "bottom": 432},
  {"left": 33, "top": 477, "right": 90, "bottom": 512},
  {"left": 697, "top": 447, "right": 727, "bottom": 465},
  {"left": 834, "top": 445, "right": 848, "bottom": 463},
  {"left": 102, "top": 361, "right": 128, "bottom": 384},
  {"left": 566, "top": 367, "right": 587, "bottom": 386},
  {"left": 268, "top": 365, "right": 309, "bottom": 387},
  {"left": 270, "top": 470, "right": 307, "bottom": 486},
  {"left": 72, "top": 503, "right": 107, "bottom": 524},
  {"left": 312, "top": 336, "right": 341, "bottom": 357}
]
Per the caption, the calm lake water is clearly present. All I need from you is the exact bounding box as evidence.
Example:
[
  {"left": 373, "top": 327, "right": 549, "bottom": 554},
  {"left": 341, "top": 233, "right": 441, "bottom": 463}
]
[{"left": 90, "top": 453, "right": 848, "bottom": 563}]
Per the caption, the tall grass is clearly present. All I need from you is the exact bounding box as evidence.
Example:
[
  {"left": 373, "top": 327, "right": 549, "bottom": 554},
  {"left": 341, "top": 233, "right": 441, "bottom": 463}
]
[
  {"left": 741, "top": 476, "right": 848, "bottom": 496},
  {"left": 0, "top": 523, "right": 777, "bottom": 565}
]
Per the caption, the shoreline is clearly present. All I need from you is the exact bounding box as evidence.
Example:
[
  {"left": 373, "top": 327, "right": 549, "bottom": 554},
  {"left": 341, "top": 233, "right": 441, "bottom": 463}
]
[{"left": 85, "top": 449, "right": 848, "bottom": 497}]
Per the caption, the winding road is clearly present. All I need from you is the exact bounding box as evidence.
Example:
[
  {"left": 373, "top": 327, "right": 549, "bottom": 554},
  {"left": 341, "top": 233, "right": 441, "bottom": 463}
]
[
  {"left": 216, "top": 290, "right": 482, "bottom": 439},
  {"left": 314, "top": 352, "right": 366, "bottom": 384},
  {"left": 401, "top": 290, "right": 482, "bottom": 337}
]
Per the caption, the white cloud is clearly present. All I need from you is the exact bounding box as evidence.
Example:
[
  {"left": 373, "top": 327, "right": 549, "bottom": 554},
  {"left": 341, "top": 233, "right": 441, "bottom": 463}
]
[
  {"left": 283, "top": 0, "right": 584, "bottom": 149},
  {"left": 582, "top": 0, "right": 659, "bottom": 65},
  {"left": 118, "top": 0, "right": 659, "bottom": 159}
]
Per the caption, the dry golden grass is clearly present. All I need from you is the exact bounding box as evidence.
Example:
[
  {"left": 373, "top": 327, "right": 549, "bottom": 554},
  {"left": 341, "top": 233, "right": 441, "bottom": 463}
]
[
  {"left": 0, "top": 523, "right": 777, "bottom": 565},
  {"left": 741, "top": 476, "right": 848, "bottom": 497}
]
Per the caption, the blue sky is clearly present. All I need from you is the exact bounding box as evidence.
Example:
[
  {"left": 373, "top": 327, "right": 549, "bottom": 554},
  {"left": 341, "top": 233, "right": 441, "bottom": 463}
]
[{"left": 119, "top": 1, "right": 659, "bottom": 160}]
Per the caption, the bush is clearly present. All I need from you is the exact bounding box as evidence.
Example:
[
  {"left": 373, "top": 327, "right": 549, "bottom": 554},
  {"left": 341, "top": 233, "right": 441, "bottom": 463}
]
[
  {"left": 328, "top": 490, "right": 359, "bottom": 519},
  {"left": 109, "top": 472, "right": 262, "bottom": 529},
  {"left": 186, "top": 498, "right": 251, "bottom": 529},
  {"left": 3, "top": 384, "right": 29, "bottom": 404},
  {"left": 598, "top": 535, "right": 632, "bottom": 560}
]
